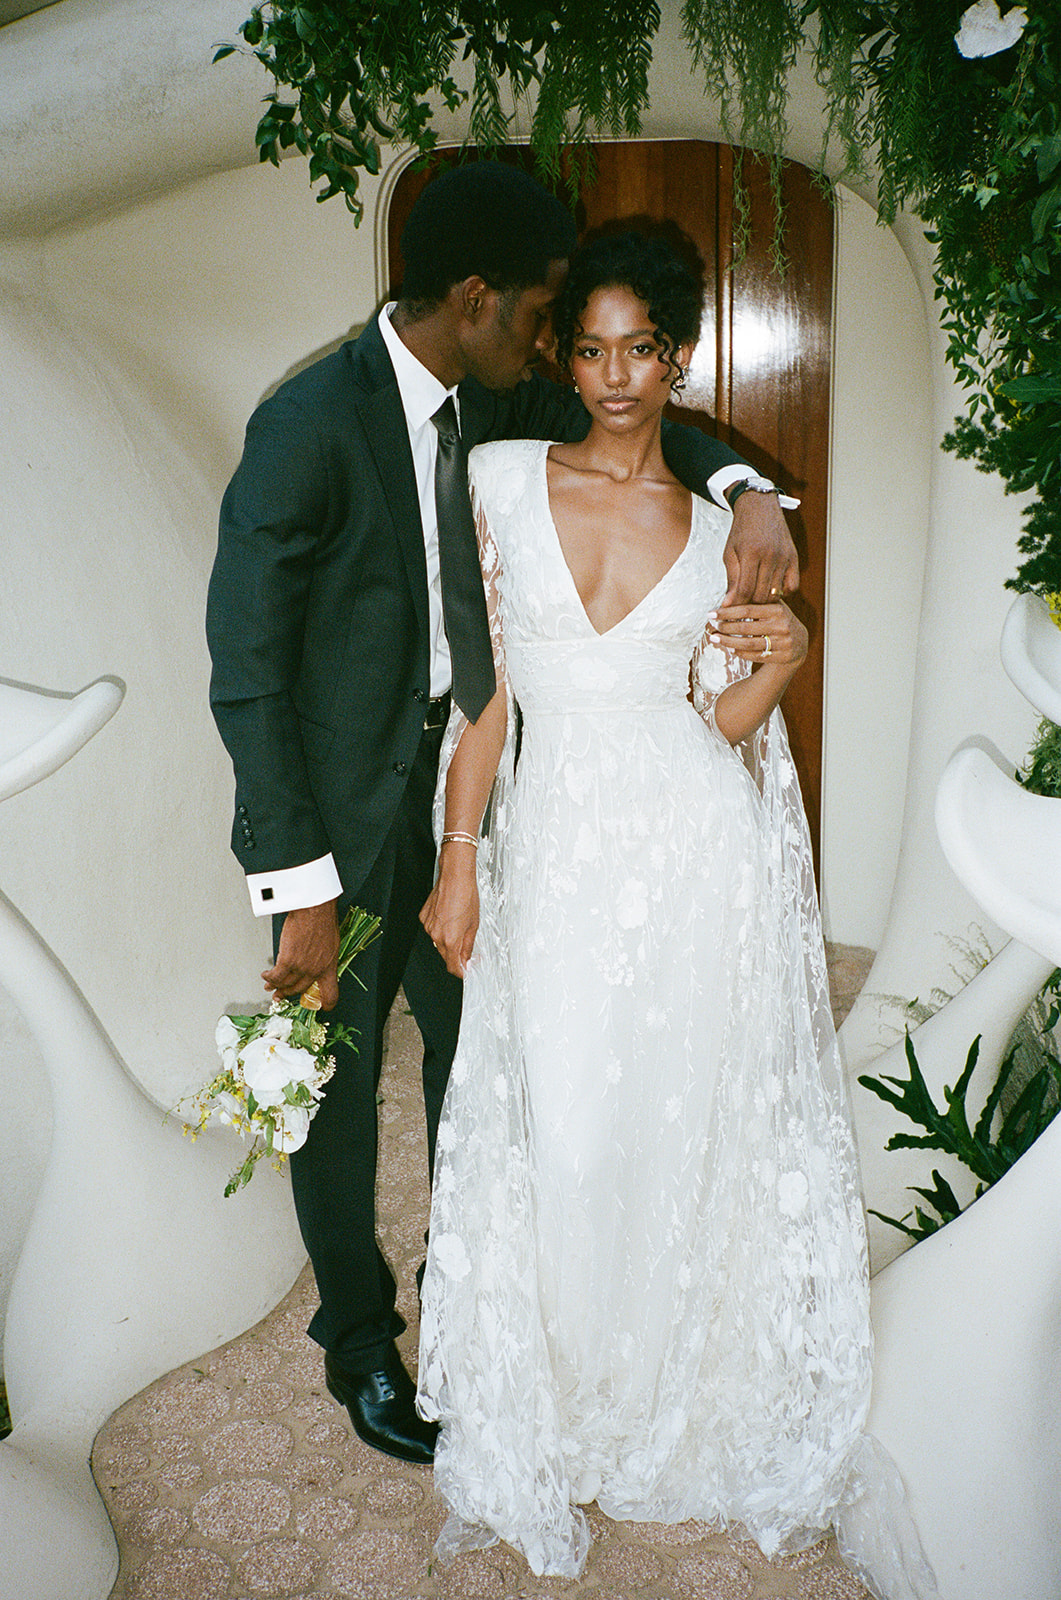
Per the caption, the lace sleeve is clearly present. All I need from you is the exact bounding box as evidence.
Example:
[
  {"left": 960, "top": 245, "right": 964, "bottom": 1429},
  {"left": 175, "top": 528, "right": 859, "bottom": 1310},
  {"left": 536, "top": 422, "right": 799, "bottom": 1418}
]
[
  {"left": 431, "top": 474, "right": 513, "bottom": 850},
  {"left": 691, "top": 623, "right": 747, "bottom": 725}
]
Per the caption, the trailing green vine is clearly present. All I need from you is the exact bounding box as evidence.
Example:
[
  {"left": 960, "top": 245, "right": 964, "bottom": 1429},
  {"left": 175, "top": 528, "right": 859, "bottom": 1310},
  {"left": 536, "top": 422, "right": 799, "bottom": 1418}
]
[
  {"left": 220, "top": 0, "right": 1061, "bottom": 594},
  {"left": 215, "top": 1, "right": 660, "bottom": 215}
]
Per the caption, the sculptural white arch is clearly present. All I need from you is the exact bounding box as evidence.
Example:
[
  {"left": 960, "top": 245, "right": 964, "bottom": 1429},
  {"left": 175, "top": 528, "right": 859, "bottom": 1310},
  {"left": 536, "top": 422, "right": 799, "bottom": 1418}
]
[
  {"left": 0, "top": 679, "right": 305, "bottom": 1600},
  {"left": 0, "top": 4, "right": 1054, "bottom": 1598}
]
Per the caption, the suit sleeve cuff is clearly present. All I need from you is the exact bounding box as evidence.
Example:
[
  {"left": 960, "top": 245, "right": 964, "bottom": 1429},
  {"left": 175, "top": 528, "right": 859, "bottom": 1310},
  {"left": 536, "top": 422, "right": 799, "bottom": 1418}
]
[
  {"left": 707, "top": 463, "right": 800, "bottom": 511},
  {"left": 246, "top": 854, "right": 343, "bottom": 917}
]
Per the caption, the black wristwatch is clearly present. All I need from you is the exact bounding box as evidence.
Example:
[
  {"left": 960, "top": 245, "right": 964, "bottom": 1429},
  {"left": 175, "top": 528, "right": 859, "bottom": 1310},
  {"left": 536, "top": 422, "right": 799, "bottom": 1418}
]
[{"left": 725, "top": 474, "right": 782, "bottom": 509}]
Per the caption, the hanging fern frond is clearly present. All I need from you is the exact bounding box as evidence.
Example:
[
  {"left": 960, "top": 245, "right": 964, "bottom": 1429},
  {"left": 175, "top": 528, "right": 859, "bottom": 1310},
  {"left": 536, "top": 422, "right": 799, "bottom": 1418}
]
[{"left": 860, "top": 969, "right": 1061, "bottom": 1243}]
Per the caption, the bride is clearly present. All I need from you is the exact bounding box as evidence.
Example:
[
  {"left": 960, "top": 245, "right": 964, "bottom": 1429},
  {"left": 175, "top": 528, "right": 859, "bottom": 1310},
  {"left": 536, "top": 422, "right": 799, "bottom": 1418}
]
[{"left": 416, "top": 229, "right": 933, "bottom": 1598}]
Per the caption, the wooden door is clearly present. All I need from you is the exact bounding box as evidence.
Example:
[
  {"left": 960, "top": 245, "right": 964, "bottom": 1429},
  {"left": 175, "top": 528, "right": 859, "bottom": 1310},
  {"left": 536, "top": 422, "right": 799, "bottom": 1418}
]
[{"left": 387, "top": 143, "right": 833, "bottom": 874}]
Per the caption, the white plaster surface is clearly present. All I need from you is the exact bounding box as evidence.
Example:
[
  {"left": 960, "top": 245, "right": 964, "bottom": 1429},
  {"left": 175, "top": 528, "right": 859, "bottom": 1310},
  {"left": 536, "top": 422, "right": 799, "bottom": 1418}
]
[
  {"left": 821, "top": 188, "right": 932, "bottom": 951},
  {"left": 869, "top": 1110, "right": 1061, "bottom": 1600},
  {"left": 0, "top": 2, "right": 1055, "bottom": 1596}
]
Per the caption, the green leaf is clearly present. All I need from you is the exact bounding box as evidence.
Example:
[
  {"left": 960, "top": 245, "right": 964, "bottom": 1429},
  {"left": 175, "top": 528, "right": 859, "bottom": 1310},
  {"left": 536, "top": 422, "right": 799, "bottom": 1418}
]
[
  {"left": 294, "top": 6, "right": 317, "bottom": 42},
  {"left": 1036, "top": 134, "right": 1061, "bottom": 184},
  {"left": 1031, "top": 188, "right": 1061, "bottom": 243},
  {"left": 1000, "top": 373, "right": 1061, "bottom": 404},
  {"left": 213, "top": 44, "right": 237, "bottom": 63},
  {"left": 867, "top": 1206, "right": 927, "bottom": 1241}
]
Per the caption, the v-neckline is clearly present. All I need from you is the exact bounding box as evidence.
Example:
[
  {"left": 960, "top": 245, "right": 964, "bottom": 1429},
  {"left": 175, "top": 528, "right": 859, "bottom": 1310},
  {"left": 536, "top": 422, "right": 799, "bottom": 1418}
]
[{"left": 541, "top": 445, "right": 696, "bottom": 639}]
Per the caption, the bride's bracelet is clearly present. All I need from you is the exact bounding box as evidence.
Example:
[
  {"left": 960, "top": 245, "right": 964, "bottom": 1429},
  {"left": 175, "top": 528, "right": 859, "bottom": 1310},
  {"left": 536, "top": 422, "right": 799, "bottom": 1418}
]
[{"left": 441, "top": 831, "right": 479, "bottom": 848}]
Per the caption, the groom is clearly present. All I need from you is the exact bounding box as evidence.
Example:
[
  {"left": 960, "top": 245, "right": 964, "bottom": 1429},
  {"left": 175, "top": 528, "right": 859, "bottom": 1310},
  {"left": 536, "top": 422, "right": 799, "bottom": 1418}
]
[{"left": 206, "top": 160, "right": 797, "bottom": 1466}]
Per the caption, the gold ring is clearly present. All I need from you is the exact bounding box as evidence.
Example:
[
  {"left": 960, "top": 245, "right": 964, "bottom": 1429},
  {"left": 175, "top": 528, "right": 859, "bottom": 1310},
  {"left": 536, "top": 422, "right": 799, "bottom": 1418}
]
[{"left": 763, "top": 635, "right": 771, "bottom": 657}]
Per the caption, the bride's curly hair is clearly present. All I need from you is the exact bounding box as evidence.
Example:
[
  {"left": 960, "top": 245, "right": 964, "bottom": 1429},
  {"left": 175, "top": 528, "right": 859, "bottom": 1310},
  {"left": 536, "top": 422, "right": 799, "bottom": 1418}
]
[{"left": 553, "top": 226, "right": 704, "bottom": 387}]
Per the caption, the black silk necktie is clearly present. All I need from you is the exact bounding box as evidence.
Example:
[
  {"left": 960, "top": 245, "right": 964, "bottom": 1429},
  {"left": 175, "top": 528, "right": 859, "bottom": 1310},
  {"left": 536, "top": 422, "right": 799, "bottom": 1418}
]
[{"left": 429, "top": 397, "right": 496, "bottom": 722}]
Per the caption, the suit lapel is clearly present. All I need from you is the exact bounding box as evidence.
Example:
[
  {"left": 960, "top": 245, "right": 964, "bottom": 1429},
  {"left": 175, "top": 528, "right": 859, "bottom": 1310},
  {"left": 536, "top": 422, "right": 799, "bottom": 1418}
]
[{"left": 352, "top": 319, "right": 430, "bottom": 648}]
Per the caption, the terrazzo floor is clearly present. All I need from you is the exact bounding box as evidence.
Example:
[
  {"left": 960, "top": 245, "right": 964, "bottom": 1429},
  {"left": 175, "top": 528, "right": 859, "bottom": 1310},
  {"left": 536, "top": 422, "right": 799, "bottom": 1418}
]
[{"left": 92, "top": 945, "right": 876, "bottom": 1600}]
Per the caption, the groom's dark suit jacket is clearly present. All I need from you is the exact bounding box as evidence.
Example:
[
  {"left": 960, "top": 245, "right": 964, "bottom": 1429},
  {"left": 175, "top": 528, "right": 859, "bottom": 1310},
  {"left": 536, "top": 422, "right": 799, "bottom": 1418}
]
[{"left": 207, "top": 314, "right": 745, "bottom": 900}]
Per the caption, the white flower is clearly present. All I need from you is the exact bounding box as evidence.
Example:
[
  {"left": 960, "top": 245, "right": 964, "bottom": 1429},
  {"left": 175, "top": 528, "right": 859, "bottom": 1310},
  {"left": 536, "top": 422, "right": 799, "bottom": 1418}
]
[
  {"left": 604, "top": 1056, "right": 622, "bottom": 1085},
  {"left": 433, "top": 1231, "right": 471, "bottom": 1280},
  {"left": 272, "top": 1103, "right": 311, "bottom": 1152},
  {"left": 212, "top": 1089, "right": 245, "bottom": 1126},
  {"left": 778, "top": 1170, "right": 810, "bottom": 1218},
  {"left": 215, "top": 1015, "right": 240, "bottom": 1052},
  {"left": 664, "top": 1095, "right": 682, "bottom": 1123},
  {"left": 955, "top": 0, "right": 1027, "bottom": 57},
  {"left": 215, "top": 1015, "right": 241, "bottom": 1072},
  {"left": 569, "top": 656, "right": 617, "bottom": 693},
  {"left": 240, "top": 1035, "right": 318, "bottom": 1106},
  {"left": 491, "top": 464, "right": 527, "bottom": 515},
  {"left": 732, "top": 862, "right": 755, "bottom": 911},
  {"left": 564, "top": 763, "right": 593, "bottom": 804},
  {"left": 573, "top": 822, "right": 599, "bottom": 862},
  {"left": 615, "top": 878, "right": 648, "bottom": 929},
  {"left": 436, "top": 1163, "right": 456, "bottom": 1196},
  {"left": 263, "top": 1012, "right": 293, "bottom": 1042}
]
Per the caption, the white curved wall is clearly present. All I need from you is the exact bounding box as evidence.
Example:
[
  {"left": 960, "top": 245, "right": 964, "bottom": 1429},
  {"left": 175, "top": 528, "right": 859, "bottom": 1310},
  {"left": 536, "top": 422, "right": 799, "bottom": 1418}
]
[
  {"left": 0, "top": 154, "right": 385, "bottom": 1349},
  {"left": 822, "top": 187, "right": 933, "bottom": 950}
]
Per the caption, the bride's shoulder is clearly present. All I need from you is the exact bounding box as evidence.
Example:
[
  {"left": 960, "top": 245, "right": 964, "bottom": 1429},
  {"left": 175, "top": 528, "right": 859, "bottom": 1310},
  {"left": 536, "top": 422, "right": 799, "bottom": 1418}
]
[
  {"left": 691, "top": 489, "right": 733, "bottom": 543},
  {"left": 468, "top": 438, "right": 548, "bottom": 511},
  {"left": 468, "top": 438, "right": 548, "bottom": 471}
]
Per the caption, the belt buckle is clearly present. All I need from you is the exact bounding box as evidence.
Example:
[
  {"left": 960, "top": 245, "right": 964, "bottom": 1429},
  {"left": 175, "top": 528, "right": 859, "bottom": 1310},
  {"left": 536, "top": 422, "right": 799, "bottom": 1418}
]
[{"left": 423, "top": 694, "right": 449, "bottom": 731}]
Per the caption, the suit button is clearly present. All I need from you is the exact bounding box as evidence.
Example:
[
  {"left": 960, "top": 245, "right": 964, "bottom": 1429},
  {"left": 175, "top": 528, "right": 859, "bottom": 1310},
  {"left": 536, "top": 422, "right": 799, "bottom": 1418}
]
[{"left": 393, "top": 760, "right": 407, "bottom": 775}]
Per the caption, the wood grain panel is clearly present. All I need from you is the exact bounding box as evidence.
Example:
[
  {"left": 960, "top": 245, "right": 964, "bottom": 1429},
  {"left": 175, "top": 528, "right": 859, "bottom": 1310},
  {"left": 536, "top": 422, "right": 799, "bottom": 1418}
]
[{"left": 386, "top": 143, "right": 833, "bottom": 874}]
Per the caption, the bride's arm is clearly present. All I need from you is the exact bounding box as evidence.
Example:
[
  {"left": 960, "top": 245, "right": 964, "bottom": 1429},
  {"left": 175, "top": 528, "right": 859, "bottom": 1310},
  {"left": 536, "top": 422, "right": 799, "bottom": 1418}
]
[
  {"left": 707, "top": 599, "right": 808, "bottom": 746},
  {"left": 419, "top": 688, "right": 507, "bottom": 977}
]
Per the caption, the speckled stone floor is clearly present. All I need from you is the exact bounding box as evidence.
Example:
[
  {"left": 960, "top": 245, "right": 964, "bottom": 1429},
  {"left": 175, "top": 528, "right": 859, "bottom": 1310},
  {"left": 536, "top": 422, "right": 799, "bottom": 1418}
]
[{"left": 92, "top": 944, "right": 876, "bottom": 1600}]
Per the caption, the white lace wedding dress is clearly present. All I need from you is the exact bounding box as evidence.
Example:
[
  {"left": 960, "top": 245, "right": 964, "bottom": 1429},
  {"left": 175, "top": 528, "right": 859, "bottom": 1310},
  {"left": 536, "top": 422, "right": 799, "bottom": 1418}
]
[{"left": 417, "top": 439, "right": 935, "bottom": 1598}]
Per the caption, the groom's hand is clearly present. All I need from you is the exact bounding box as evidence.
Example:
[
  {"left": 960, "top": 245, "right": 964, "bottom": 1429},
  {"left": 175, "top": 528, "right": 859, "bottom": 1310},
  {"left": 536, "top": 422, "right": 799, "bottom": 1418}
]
[
  {"left": 263, "top": 900, "right": 340, "bottom": 1010},
  {"left": 722, "top": 491, "right": 799, "bottom": 605}
]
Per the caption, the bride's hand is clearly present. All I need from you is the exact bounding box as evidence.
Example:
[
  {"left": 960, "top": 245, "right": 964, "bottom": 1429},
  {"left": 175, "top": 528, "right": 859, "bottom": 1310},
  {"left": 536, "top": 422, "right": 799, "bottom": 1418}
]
[
  {"left": 420, "top": 848, "right": 479, "bottom": 977},
  {"left": 708, "top": 599, "right": 808, "bottom": 670}
]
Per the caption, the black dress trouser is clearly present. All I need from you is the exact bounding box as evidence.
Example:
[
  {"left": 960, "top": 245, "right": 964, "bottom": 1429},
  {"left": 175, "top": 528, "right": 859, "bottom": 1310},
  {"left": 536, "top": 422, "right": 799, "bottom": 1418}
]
[{"left": 283, "top": 717, "right": 463, "bottom": 1372}]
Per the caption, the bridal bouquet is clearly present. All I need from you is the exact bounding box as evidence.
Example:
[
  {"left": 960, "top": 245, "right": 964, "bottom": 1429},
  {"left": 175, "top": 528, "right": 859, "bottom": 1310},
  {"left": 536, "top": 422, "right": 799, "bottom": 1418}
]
[{"left": 188, "top": 906, "right": 380, "bottom": 1195}]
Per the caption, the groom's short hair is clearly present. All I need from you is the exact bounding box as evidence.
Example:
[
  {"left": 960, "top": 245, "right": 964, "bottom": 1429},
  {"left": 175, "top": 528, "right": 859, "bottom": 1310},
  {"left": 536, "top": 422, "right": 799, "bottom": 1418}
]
[{"left": 399, "top": 160, "right": 577, "bottom": 312}]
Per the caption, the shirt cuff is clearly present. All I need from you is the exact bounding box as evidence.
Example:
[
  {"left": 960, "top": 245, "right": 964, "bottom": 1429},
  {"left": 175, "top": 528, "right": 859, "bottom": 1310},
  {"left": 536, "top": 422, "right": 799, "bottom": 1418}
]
[
  {"left": 706, "top": 463, "right": 801, "bottom": 512},
  {"left": 246, "top": 854, "right": 343, "bottom": 917}
]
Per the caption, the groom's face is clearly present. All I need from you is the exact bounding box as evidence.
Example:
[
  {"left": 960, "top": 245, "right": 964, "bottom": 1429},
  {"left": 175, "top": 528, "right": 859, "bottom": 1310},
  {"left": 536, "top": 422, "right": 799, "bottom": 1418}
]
[{"left": 465, "top": 257, "right": 568, "bottom": 390}]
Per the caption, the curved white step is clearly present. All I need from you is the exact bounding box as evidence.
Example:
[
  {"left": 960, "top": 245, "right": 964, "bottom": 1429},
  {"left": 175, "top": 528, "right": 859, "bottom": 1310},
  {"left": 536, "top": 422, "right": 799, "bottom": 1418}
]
[
  {"left": 0, "top": 678, "right": 124, "bottom": 802},
  {"left": 935, "top": 741, "right": 1061, "bottom": 967},
  {"left": 1000, "top": 591, "right": 1061, "bottom": 724},
  {"left": 869, "top": 1111, "right": 1061, "bottom": 1600}
]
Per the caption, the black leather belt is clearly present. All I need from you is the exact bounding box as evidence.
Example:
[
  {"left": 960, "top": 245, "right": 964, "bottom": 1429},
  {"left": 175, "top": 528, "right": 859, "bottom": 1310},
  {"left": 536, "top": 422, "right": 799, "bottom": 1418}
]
[{"left": 423, "top": 692, "right": 451, "bottom": 731}]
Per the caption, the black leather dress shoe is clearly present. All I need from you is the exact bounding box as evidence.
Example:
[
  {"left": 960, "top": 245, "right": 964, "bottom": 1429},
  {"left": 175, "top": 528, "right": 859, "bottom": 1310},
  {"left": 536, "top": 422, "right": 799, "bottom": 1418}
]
[{"left": 324, "top": 1346, "right": 438, "bottom": 1465}]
